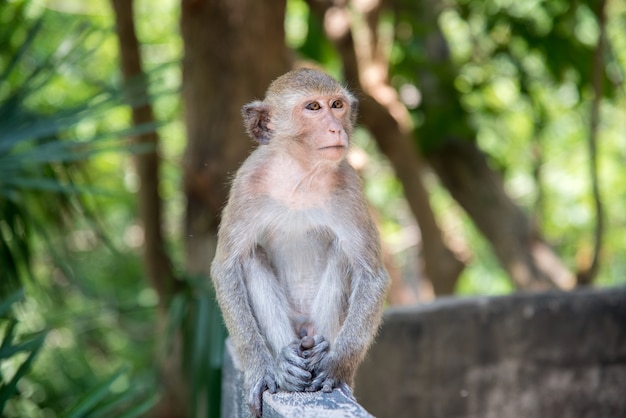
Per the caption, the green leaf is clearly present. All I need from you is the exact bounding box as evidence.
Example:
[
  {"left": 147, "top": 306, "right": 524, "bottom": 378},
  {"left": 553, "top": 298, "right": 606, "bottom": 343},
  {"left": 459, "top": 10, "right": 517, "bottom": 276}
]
[
  {"left": 114, "top": 393, "right": 159, "bottom": 418},
  {"left": 61, "top": 366, "right": 129, "bottom": 418},
  {"left": 85, "top": 388, "right": 158, "bottom": 418},
  {"left": 0, "top": 15, "right": 43, "bottom": 82},
  {"left": 0, "top": 332, "right": 45, "bottom": 409},
  {"left": 0, "top": 332, "right": 47, "bottom": 359},
  {"left": 0, "top": 289, "right": 24, "bottom": 317}
]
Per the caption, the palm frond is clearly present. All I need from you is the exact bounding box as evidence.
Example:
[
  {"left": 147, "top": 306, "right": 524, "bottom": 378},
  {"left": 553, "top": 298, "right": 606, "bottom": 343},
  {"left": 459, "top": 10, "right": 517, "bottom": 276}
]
[{"left": 0, "top": 4, "right": 170, "bottom": 296}]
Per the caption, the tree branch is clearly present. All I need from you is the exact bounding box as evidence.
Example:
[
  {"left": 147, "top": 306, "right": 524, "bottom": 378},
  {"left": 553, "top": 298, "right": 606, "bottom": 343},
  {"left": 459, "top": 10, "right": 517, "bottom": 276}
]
[
  {"left": 577, "top": 0, "right": 607, "bottom": 286},
  {"left": 111, "top": 0, "right": 180, "bottom": 309}
]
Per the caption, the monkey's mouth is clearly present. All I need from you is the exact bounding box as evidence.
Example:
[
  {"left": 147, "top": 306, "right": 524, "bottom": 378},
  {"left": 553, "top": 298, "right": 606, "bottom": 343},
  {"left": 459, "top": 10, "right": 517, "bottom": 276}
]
[{"left": 319, "top": 145, "right": 345, "bottom": 151}]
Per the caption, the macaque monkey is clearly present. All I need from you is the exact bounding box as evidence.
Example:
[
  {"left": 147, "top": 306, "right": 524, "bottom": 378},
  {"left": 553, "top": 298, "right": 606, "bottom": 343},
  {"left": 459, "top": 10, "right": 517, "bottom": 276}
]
[{"left": 211, "top": 68, "right": 389, "bottom": 417}]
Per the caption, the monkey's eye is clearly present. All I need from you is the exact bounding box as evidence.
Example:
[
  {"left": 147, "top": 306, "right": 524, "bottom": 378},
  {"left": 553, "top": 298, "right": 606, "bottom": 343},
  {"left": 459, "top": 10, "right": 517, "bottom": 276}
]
[
  {"left": 331, "top": 100, "right": 344, "bottom": 109},
  {"left": 306, "top": 102, "right": 321, "bottom": 110}
]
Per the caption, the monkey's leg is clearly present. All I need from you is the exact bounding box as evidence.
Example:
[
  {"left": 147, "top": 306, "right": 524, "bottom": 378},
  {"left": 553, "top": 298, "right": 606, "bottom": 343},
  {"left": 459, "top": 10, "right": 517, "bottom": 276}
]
[
  {"left": 304, "top": 245, "right": 350, "bottom": 391},
  {"left": 244, "top": 250, "right": 311, "bottom": 392},
  {"left": 310, "top": 263, "right": 388, "bottom": 394},
  {"left": 212, "top": 258, "right": 276, "bottom": 418}
]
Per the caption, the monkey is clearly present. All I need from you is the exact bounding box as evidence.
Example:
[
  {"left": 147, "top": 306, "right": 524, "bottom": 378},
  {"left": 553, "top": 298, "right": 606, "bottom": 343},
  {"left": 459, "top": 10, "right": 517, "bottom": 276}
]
[{"left": 210, "top": 68, "right": 389, "bottom": 417}]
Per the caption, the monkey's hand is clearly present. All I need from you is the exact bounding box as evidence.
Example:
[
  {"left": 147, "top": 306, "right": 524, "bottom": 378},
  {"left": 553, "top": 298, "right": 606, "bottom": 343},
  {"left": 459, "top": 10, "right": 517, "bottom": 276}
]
[
  {"left": 249, "top": 372, "right": 277, "bottom": 418},
  {"left": 305, "top": 348, "right": 354, "bottom": 397},
  {"left": 275, "top": 340, "right": 312, "bottom": 391},
  {"left": 300, "top": 335, "right": 329, "bottom": 379}
]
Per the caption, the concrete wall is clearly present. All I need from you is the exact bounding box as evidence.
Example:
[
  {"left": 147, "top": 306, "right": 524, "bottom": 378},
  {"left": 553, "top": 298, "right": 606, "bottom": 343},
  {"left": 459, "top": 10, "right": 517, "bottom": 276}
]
[{"left": 354, "top": 287, "right": 626, "bottom": 418}]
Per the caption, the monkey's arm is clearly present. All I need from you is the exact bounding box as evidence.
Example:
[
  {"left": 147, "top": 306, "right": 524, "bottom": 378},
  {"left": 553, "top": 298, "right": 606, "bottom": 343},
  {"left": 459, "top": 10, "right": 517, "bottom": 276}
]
[{"left": 210, "top": 257, "right": 278, "bottom": 414}]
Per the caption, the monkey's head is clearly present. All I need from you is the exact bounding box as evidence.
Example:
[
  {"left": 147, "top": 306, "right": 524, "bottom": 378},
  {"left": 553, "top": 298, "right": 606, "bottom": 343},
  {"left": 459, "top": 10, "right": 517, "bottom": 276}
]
[{"left": 242, "top": 68, "right": 358, "bottom": 163}]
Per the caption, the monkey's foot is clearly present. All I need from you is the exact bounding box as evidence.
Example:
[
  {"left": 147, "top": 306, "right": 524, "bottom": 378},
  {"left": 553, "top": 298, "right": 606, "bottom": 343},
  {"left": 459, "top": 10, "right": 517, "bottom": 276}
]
[
  {"left": 249, "top": 373, "right": 277, "bottom": 418},
  {"left": 308, "top": 377, "right": 353, "bottom": 396},
  {"left": 300, "top": 335, "right": 329, "bottom": 370}
]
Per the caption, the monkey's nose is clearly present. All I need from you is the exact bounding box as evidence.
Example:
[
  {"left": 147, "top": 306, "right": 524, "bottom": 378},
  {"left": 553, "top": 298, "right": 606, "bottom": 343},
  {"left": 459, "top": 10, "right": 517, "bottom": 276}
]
[
  {"left": 329, "top": 125, "right": 343, "bottom": 134},
  {"left": 328, "top": 118, "right": 343, "bottom": 134}
]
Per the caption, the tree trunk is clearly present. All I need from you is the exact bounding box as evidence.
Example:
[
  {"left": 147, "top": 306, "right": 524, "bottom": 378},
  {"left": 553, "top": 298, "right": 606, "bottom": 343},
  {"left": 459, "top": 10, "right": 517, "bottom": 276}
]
[
  {"left": 577, "top": 0, "right": 606, "bottom": 286},
  {"left": 181, "top": 0, "right": 290, "bottom": 276},
  {"left": 428, "top": 140, "right": 574, "bottom": 290},
  {"left": 110, "top": 0, "right": 178, "bottom": 309}
]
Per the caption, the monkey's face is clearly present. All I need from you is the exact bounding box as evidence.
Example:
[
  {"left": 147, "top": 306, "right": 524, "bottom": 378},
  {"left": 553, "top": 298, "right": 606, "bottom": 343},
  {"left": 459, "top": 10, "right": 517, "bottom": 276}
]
[{"left": 291, "top": 94, "right": 352, "bottom": 162}]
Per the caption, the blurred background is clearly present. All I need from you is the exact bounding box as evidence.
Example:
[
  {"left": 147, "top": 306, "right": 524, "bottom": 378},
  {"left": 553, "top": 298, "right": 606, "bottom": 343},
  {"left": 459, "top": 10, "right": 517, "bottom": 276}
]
[{"left": 1, "top": 0, "right": 624, "bottom": 416}]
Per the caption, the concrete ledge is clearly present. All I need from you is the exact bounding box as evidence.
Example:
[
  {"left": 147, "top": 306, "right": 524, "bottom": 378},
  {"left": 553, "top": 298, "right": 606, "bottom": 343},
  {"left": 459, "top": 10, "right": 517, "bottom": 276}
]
[
  {"left": 221, "top": 339, "right": 373, "bottom": 417},
  {"left": 355, "top": 287, "right": 626, "bottom": 418},
  {"left": 263, "top": 389, "right": 373, "bottom": 418}
]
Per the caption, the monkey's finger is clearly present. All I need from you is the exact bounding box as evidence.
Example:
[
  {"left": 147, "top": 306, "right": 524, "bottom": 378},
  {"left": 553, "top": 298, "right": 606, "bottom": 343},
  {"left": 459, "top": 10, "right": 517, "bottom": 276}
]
[
  {"left": 281, "top": 348, "right": 308, "bottom": 368},
  {"left": 303, "top": 336, "right": 329, "bottom": 355},
  {"left": 249, "top": 378, "right": 267, "bottom": 417},
  {"left": 300, "top": 335, "right": 315, "bottom": 350},
  {"left": 282, "top": 376, "right": 309, "bottom": 391},
  {"left": 302, "top": 344, "right": 330, "bottom": 366},
  {"left": 312, "top": 335, "right": 327, "bottom": 344},
  {"left": 284, "top": 355, "right": 307, "bottom": 369},
  {"left": 286, "top": 365, "right": 312, "bottom": 381},
  {"left": 321, "top": 378, "right": 335, "bottom": 393},
  {"left": 338, "top": 382, "right": 355, "bottom": 400},
  {"left": 280, "top": 368, "right": 312, "bottom": 391},
  {"left": 303, "top": 339, "right": 329, "bottom": 356},
  {"left": 307, "top": 371, "right": 328, "bottom": 391},
  {"left": 265, "top": 374, "right": 278, "bottom": 394}
]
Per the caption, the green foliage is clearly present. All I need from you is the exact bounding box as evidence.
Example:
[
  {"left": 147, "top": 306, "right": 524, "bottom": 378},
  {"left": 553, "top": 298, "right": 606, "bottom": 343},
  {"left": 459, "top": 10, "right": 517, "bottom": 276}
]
[
  {"left": 288, "top": 0, "right": 347, "bottom": 79},
  {"left": 391, "top": 0, "right": 475, "bottom": 152},
  {"left": 0, "top": 1, "right": 182, "bottom": 416},
  {"left": 386, "top": 0, "right": 626, "bottom": 293},
  {"left": 0, "top": 290, "right": 44, "bottom": 410},
  {"left": 167, "top": 276, "right": 227, "bottom": 418},
  {"left": 61, "top": 366, "right": 156, "bottom": 418},
  {"left": 0, "top": 2, "right": 154, "bottom": 297},
  {"left": 0, "top": 290, "right": 156, "bottom": 418},
  {"left": 2, "top": 0, "right": 624, "bottom": 416}
]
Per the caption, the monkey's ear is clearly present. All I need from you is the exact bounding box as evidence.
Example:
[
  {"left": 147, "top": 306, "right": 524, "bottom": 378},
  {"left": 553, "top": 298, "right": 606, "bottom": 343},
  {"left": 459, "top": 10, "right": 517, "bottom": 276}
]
[{"left": 242, "top": 101, "right": 273, "bottom": 144}]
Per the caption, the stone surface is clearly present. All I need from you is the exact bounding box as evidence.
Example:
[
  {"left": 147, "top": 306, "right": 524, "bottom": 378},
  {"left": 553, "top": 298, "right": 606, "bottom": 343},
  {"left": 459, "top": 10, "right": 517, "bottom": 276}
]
[
  {"left": 263, "top": 389, "right": 373, "bottom": 418},
  {"left": 221, "top": 339, "right": 248, "bottom": 418},
  {"left": 221, "top": 339, "right": 374, "bottom": 418},
  {"left": 354, "top": 287, "right": 626, "bottom": 418}
]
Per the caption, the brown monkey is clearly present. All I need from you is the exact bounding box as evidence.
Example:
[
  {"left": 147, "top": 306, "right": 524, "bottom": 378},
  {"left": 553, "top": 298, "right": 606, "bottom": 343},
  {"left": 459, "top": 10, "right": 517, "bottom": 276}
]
[{"left": 210, "top": 68, "right": 389, "bottom": 417}]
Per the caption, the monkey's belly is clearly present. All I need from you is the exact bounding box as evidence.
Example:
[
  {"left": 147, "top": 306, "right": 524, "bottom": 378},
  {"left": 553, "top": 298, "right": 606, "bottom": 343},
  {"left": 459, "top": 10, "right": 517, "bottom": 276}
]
[
  {"left": 272, "top": 238, "right": 327, "bottom": 309},
  {"left": 261, "top": 223, "right": 337, "bottom": 327}
]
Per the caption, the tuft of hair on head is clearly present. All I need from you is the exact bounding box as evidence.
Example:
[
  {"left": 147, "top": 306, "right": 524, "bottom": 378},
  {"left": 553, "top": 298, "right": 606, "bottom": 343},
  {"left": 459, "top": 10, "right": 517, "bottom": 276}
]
[{"left": 266, "top": 68, "right": 354, "bottom": 101}]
